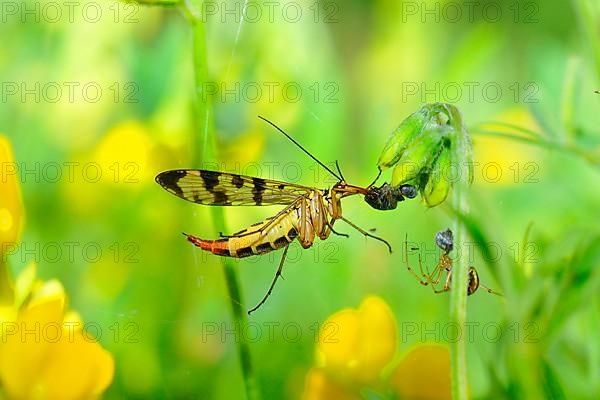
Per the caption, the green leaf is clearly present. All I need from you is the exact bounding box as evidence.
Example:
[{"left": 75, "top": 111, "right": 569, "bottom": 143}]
[
  {"left": 543, "top": 236, "right": 600, "bottom": 338},
  {"left": 541, "top": 359, "right": 566, "bottom": 400}
]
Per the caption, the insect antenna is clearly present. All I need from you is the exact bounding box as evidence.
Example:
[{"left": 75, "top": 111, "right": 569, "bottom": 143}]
[
  {"left": 367, "top": 168, "right": 382, "bottom": 188},
  {"left": 258, "top": 115, "right": 342, "bottom": 181},
  {"left": 335, "top": 160, "right": 347, "bottom": 182}
]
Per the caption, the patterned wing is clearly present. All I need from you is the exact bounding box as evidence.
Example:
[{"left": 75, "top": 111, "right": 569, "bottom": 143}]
[{"left": 155, "top": 169, "right": 314, "bottom": 206}]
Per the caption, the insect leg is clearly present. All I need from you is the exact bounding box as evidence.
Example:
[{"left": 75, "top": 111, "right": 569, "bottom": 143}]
[
  {"left": 404, "top": 234, "right": 429, "bottom": 285},
  {"left": 297, "top": 197, "right": 316, "bottom": 249},
  {"left": 339, "top": 216, "right": 392, "bottom": 253},
  {"left": 326, "top": 219, "right": 349, "bottom": 238},
  {"left": 479, "top": 283, "right": 503, "bottom": 296},
  {"left": 431, "top": 270, "right": 452, "bottom": 294},
  {"left": 424, "top": 256, "right": 446, "bottom": 285},
  {"left": 247, "top": 245, "right": 290, "bottom": 315},
  {"left": 468, "top": 267, "right": 503, "bottom": 296}
]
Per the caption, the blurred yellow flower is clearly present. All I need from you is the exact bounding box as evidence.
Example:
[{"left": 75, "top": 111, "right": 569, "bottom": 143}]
[
  {"left": 474, "top": 107, "right": 542, "bottom": 187},
  {"left": 388, "top": 344, "right": 452, "bottom": 400},
  {"left": 1, "top": 134, "right": 24, "bottom": 309},
  {"left": 0, "top": 134, "right": 24, "bottom": 247},
  {"left": 93, "top": 120, "right": 155, "bottom": 184},
  {"left": 0, "top": 263, "right": 114, "bottom": 399},
  {"left": 315, "top": 296, "right": 396, "bottom": 385},
  {"left": 303, "top": 296, "right": 452, "bottom": 400},
  {"left": 219, "top": 129, "right": 266, "bottom": 167},
  {"left": 63, "top": 120, "right": 157, "bottom": 213},
  {"left": 302, "top": 368, "right": 361, "bottom": 400}
]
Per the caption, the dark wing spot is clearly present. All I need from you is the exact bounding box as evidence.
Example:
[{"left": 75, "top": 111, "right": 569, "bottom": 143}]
[
  {"left": 213, "top": 191, "right": 229, "bottom": 205},
  {"left": 287, "top": 228, "right": 298, "bottom": 240},
  {"left": 253, "top": 177, "right": 266, "bottom": 186},
  {"left": 252, "top": 177, "right": 266, "bottom": 205},
  {"left": 256, "top": 243, "right": 273, "bottom": 254},
  {"left": 200, "top": 170, "right": 220, "bottom": 191},
  {"left": 232, "top": 175, "right": 244, "bottom": 188},
  {"left": 278, "top": 184, "right": 285, "bottom": 190},
  {"left": 156, "top": 170, "right": 187, "bottom": 196}
]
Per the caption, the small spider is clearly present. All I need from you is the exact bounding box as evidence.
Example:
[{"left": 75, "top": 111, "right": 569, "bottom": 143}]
[{"left": 404, "top": 229, "right": 502, "bottom": 296}]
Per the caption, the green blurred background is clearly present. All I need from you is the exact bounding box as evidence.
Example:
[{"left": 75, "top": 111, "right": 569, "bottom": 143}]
[{"left": 1, "top": 0, "right": 600, "bottom": 398}]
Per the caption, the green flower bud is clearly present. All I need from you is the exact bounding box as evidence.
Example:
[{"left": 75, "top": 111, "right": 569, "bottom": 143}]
[
  {"left": 390, "top": 127, "right": 450, "bottom": 186},
  {"left": 373, "top": 103, "right": 473, "bottom": 208},
  {"left": 377, "top": 103, "right": 456, "bottom": 170},
  {"left": 422, "top": 144, "right": 452, "bottom": 207}
]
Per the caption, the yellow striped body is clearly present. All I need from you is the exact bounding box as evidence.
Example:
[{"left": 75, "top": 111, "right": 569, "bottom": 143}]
[
  {"left": 227, "top": 206, "right": 300, "bottom": 257},
  {"left": 186, "top": 190, "right": 338, "bottom": 257}
]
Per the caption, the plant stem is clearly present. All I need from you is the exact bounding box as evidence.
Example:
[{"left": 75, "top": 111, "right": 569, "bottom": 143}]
[
  {"left": 211, "top": 210, "right": 260, "bottom": 400},
  {"left": 449, "top": 125, "right": 471, "bottom": 400},
  {"left": 182, "top": 2, "right": 260, "bottom": 399}
]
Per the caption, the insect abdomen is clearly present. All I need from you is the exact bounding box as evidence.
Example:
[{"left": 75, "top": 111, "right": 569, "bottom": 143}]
[
  {"left": 185, "top": 236, "right": 232, "bottom": 256},
  {"left": 186, "top": 210, "right": 299, "bottom": 257}
]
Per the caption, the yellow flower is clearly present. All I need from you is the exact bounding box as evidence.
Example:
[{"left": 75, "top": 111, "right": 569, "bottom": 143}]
[
  {"left": 0, "top": 264, "right": 114, "bottom": 399},
  {"left": 303, "top": 296, "right": 452, "bottom": 400},
  {"left": 302, "top": 368, "right": 361, "bottom": 400},
  {"left": 388, "top": 344, "right": 452, "bottom": 400},
  {"left": 63, "top": 120, "right": 157, "bottom": 214},
  {"left": 0, "top": 135, "right": 114, "bottom": 398},
  {"left": 0, "top": 134, "right": 24, "bottom": 248},
  {"left": 1, "top": 134, "right": 24, "bottom": 310},
  {"left": 92, "top": 120, "right": 155, "bottom": 184},
  {"left": 315, "top": 296, "right": 396, "bottom": 386}
]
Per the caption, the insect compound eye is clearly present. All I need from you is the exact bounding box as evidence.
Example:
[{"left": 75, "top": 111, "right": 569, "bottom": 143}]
[
  {"left": 398, "top": 184, "right": 418, "bottom": 199},
  {"left": 435, "top": 228, "right": 454, "bottom": 253}
]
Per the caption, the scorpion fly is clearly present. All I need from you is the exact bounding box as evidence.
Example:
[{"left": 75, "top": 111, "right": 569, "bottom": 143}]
[
  {"left": 156, "top": 116, "right": 418, "bottom": 314},
  {"left": 404, "top": 228, "right": 501, "bottom": 296}
]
